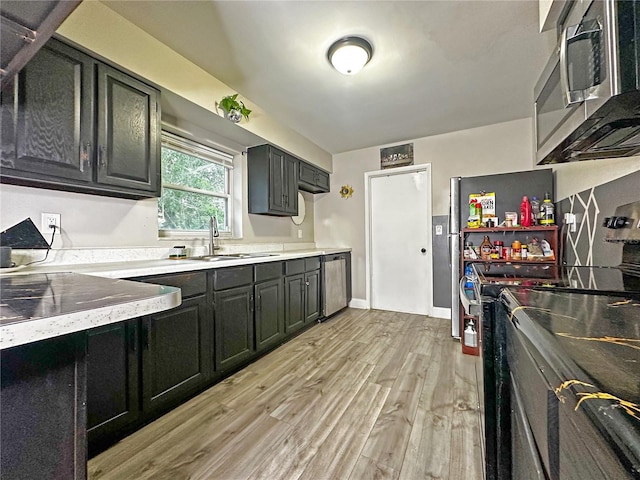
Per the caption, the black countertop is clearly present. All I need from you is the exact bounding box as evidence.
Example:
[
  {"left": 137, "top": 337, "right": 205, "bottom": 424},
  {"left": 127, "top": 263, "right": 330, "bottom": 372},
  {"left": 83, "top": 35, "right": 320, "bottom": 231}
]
[{"left": 501, "top": 288, "right": 640, "bottom": 477}]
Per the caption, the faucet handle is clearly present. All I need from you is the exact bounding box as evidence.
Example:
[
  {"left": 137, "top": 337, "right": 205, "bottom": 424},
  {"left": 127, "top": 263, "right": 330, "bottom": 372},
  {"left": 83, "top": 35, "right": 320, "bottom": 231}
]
[{"left": 212, "top": 216, "right": 220, "bottom": 237}]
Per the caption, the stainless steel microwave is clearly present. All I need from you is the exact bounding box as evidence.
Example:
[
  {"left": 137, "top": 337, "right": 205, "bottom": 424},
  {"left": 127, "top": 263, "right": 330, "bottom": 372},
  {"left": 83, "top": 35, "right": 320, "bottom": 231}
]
[{"left": 534, "top": 0, "right": 640, "bottom": 165}]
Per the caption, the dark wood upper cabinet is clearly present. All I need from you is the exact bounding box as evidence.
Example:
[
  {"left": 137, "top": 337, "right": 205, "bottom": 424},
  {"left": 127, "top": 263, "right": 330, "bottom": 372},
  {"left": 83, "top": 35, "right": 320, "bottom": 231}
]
[
  {"left": 0, "top": 38, "right": 161, "bottom": 199},
  {"left": 248, "top": 144, "right": 298, "bottom": 216},
  {"left": 96, "top": 64, "right": 160, "bottom": 193},
  {"left": 1, "top": 39, "right": 95, "bottom": 183},
  {"left": 299, "top": 160, "right": 330, "bottom": 193}
]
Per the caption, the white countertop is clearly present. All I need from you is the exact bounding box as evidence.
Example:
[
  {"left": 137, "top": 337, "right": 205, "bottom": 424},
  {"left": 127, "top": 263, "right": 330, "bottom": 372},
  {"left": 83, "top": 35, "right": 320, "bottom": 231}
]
[
  {"left": 0, "top": 248, "right": 351, "bottom": 279},
  {"left": 0, "top": 273, "right": 181, "bottom": 350},
  {"left": 0, "top": 248, "right": 350, "bottom": 349}
]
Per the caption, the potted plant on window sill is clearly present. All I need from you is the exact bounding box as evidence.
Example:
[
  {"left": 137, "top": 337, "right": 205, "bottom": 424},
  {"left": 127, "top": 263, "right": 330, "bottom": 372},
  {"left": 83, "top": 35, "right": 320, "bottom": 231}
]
[{"left": 218, "top": 94, "right": 252, "bottom": 123}]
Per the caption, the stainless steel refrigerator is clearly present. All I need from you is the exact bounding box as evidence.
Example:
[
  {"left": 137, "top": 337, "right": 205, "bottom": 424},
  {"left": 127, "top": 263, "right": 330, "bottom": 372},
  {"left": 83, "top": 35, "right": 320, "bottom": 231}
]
[{"left": 448, "top": 169, "right": 553, "bottom": 337}]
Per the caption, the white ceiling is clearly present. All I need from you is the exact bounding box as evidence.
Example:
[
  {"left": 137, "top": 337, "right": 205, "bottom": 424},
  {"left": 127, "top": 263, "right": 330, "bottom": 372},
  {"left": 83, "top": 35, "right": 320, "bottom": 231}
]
[{"left": 102, "top": 0, "right": 556, "bottom": 154}]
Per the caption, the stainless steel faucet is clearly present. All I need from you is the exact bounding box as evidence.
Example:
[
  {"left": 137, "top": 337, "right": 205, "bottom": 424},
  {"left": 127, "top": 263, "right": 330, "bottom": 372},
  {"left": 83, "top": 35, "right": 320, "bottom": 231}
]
[{"left": 209, "top": 216, "right": 220, "bottom": 255}]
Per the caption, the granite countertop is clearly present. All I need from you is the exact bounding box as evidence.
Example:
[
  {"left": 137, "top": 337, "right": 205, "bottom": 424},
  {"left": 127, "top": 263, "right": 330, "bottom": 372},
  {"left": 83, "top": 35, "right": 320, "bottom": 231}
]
[
  {"left": 0, "top": 273, "right": 181, "bottom": 350},
  {"left": 0, "top": 248, "right": 351, "bottom": 279},
  {"left": 0, "top": 248, "right": 350, "bottom": 350},
  {"left": 501, "top": 288, "right": 640, "bottom": 474}
]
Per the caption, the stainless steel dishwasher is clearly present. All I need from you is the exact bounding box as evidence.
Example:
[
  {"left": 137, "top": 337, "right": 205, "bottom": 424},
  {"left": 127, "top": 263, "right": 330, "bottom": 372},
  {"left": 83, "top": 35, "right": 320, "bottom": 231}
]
[{"left": 321, "top": 254, "right": 348, "bottom": 318}]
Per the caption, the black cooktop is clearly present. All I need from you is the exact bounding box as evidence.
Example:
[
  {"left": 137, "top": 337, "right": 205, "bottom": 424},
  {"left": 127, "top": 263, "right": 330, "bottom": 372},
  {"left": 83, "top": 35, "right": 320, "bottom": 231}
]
[{"left": 472, "top": 263, "right": 640, "bottom": 298}]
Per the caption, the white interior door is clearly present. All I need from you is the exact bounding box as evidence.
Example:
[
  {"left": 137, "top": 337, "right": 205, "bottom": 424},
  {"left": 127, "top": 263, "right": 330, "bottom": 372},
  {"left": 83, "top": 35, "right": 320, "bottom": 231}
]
[{"left": 368, "top": 167, "right": 432, "bottom": 314}]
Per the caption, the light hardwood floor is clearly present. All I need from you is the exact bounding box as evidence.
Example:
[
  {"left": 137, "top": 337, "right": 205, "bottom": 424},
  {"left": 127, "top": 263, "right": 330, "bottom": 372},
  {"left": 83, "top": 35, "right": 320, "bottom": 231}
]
[{"left": 88, "top": 308, "right": 484, "bottom": 480}]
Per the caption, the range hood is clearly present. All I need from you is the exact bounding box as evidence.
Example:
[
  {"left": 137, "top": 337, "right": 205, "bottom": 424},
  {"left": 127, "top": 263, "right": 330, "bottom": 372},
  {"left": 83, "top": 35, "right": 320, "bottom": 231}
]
[{"left": 540, "top": 90, "right": 640, "bottom": 164}]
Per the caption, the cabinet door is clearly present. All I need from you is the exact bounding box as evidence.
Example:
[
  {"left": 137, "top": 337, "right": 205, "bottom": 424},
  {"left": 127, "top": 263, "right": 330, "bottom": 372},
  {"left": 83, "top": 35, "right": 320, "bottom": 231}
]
[
  {"left": 1, "top": 334, "right": 87, "bottom": 480},
  {"left": 255, "top": 278, "right": 285, "bottom": 352},
  {"left": 87, "top": 320, "right": 139, "bottom": 455},
  {"left": 96, "top": 63, "right": 160, "bottom": 194},
  {"left": 0, "top": 39, "right": 94, "bottom": 183},
  {"left": 316, "top": 170, "right": 330, "bottom": 192},
  {"left": 299, "top": 161, "right": 316, "bottom": 186},
  {"left": 285, "top": 274, "right": 305, "bottom": 333},
  {"left": 283, "top": 154, "right": 299, "bottom": 214},
  {"left": 305, "top": 269, "right": 321, "bottom": 323},
  {"left": 141, "top": 296, "right": 210, "bottom": 416},
  {"left": 214, "top": 285, "right": 255, "bottom": 372},
  {"left": 268, "top": 147, "right": 287, "bottom": 213}
]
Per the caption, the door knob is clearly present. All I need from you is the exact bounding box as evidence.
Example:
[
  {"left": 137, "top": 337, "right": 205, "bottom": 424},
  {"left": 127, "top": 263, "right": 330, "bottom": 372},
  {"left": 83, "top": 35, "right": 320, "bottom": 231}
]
[{"left": 421, "top": 248, "right": 426, "bottom": 253}]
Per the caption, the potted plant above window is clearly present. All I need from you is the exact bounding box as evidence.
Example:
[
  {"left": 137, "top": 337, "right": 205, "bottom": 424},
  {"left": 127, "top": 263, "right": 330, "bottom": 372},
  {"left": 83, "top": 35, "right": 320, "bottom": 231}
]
[{"left": 219, "top": 94, "right": 252, "bottom": 123}]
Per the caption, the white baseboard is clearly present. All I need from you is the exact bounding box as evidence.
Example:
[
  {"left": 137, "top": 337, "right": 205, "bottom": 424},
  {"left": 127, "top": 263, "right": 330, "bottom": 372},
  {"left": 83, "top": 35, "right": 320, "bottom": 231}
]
[
  {"left": 431, "top": 307, "right": 451, "bottom": 319},
  {"left": 348, "top": 298, "right": 369, "bottom": 309}
]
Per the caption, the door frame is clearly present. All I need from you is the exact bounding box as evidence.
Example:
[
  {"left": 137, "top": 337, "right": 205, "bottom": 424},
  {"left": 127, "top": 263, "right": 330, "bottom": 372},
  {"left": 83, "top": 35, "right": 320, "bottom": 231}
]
[{"left": 364, "top": 163, "right": 433, "bottom": 314}]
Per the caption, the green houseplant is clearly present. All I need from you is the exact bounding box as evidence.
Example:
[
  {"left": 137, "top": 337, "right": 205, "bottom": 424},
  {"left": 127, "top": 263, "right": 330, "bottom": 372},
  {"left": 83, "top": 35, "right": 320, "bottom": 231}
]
[{"left": 219, "top": 94, "right": 252, "bottom": 123}]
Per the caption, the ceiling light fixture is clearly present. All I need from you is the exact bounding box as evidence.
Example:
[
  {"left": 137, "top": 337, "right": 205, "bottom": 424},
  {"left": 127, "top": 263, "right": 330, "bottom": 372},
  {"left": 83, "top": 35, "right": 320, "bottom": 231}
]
[{"left": 327, "top": 36, "right": 373, "bottom": 75}]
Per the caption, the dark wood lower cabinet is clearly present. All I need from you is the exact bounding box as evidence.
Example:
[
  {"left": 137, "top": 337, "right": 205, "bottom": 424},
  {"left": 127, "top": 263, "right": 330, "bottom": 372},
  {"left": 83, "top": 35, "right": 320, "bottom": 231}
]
[
  {"left": 305, "top": 269, "right": 321, "bottom": 323},
  {"left": 214, "top": 285, "right": 255, "bottom": 373},
  {"left": 142, "top": 295, "right": 211, "bottom": 416},
  {"left": 1, "top": 334, "right": 87, "bottom": 480},
  {"left": 87, "top": 320, "right": 139, "bottom": 455},
  {"left": 84, "top": 257, "right": 329, "bottom": 456},
  {"left": 255, "top": 278, "right": 285, "bottom": 352},
  {"left": 285, "top": 273, "right": 305, "bottom": 333}
]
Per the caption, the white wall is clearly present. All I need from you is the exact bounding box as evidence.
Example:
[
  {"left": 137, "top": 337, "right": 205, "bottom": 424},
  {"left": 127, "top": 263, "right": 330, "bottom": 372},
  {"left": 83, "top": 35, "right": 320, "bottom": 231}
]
[
  {"left": 315, "top": 118, "right": 534, "bottom": 302},
  {"left": 0, "top": 181, "right": 316, "bottom": 249},
  {"left": 553, "top": 157, "right": 640, "bottom": 201}
]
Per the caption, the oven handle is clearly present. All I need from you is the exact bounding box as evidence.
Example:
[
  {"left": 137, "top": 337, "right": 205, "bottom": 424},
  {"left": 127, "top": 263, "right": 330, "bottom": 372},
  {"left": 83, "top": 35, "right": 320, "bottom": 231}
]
[
  {"left": 459, "top": 275, "right": 482, "bottom": 316},
  {"left": 560, "top": 21, "right": 602, "bottom": 107}
]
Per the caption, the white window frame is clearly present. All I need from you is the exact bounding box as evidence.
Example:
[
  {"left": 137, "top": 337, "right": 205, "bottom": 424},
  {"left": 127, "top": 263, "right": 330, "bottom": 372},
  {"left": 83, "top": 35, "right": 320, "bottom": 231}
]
[{"left": 158, "top": 131, "right": 237, "bottom": 238}]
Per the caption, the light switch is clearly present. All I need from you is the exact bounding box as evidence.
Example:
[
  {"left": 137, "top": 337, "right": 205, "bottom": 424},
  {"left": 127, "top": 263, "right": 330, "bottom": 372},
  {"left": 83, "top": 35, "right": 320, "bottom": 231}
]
[{"left": 435, "top": 225, "right": 443, "bottom": 235}]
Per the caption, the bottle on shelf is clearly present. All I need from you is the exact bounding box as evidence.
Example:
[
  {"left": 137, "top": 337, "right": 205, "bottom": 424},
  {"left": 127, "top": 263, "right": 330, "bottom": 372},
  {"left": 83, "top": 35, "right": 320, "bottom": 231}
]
[
  {"left": 494, "top": 240, "right": 504, "bottom": 259},
  {"left": 480, "top": 235, "right": 493, "bottom": 260},
  {"left": 520, "top": 196, "right": 532, "bottom": 227},
  {"left": 530, "top": 196, "right": 540, "bottom": 225},
  {"left": 540, "top": 192, "right": 555, "bottom": 225},
  {"left": 512, "top": 240, "right": 522, "bottom": 260},
  {"left": 464, "top": 319, "right": 478, "bottom": 348},
  {"left": 522, "top": 244, "right": 528, "bottom": 259}
]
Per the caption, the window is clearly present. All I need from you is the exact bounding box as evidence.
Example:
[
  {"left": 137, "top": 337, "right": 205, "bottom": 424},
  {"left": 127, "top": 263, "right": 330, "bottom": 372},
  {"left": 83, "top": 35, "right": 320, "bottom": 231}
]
[{"left": 158, "top": 132, "right": 234, "bottom": 234}]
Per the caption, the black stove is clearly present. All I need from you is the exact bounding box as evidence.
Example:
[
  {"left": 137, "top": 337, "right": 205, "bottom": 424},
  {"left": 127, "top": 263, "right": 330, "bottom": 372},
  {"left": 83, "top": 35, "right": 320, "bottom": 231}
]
[
  {"left": 479, "top": 200, "right": 640, "bottom": 480},
  {"left": 473, "top": 263, "right": 640, "bottom": 298}
]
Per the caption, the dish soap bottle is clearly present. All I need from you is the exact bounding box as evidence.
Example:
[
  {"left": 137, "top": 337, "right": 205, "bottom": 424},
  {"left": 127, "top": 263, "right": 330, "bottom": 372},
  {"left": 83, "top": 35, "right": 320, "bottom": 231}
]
[
  {"left": 540, "top": 192, "right": 555, "bottom": 225},
  {"left": 464, "top": 320, "right": 478, "bottom": 348}
]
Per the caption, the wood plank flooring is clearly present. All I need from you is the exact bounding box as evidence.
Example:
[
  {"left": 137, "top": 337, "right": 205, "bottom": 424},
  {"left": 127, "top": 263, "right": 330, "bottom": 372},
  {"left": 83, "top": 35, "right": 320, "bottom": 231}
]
[{"left": 88, "top": 308, "right": 484, "bottom": 480}]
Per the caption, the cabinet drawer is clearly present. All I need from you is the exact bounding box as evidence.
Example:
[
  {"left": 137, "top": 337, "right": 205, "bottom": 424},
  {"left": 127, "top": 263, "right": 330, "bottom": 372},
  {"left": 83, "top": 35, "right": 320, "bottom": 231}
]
[
  {"left": 305, "top": 257, "right": 320, "bottom": 271},
  {"left": 212, "top": 266, "right": 254, "bottom": 290},
  {"left": 285, "top": 259, "right": 305, "bottom": 276},
  {"left": 137, "top": 272, "right": 206, "bottom": 298},
  {"left": 255, "top": 262, "right": 283, "bottom": 282}
]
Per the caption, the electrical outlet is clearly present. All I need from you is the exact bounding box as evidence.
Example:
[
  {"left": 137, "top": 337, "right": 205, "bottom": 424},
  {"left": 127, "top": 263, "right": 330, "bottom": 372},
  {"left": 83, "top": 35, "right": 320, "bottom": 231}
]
[
  {"left": 435, "top": 225, "right": 443, "bottom": 235},
  {"left": 563, "top": 213, "right": 577, "bottom": 233},
  {"left": 41, "top": 213, "right": 61, "bottom": 234},
  {"left": 297, "top": 229, "right": 303, "bottom": 239}
]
